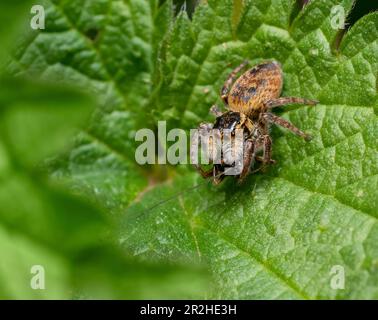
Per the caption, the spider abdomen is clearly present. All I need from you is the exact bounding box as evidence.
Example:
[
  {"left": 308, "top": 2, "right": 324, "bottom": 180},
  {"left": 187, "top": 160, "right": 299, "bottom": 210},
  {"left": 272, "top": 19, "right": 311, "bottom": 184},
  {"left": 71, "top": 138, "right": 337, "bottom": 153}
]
[{"left": 228, "top": 61, "right": 283, "bottom": 117}]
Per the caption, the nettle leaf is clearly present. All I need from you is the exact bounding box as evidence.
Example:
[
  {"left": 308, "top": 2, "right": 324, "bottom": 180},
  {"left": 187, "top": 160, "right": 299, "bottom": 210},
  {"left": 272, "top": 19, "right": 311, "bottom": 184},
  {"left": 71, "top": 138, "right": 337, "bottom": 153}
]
[
  {"left": 0, "top": 1, "right": 207, "bottom": 299},
  {"left": 9, "top": 0, "right": 378, "bottom": 299},
  {"left": 0, "top": 78, "right": 208, "bottom": 300},
  {"left": 0, "top": 77, "right": 93, "bottom": 168},
  {"left": 7, "top": 0, "right": 173, "bottom": 210},
  {"left": 0, "top": 172, "right": 208, "bottom": 299},
  {"left": 0, "top": 1, "right": 34, "bottom": 62},
  {"left": 123, "top": 0, "right": 378, "bottom": 299}
]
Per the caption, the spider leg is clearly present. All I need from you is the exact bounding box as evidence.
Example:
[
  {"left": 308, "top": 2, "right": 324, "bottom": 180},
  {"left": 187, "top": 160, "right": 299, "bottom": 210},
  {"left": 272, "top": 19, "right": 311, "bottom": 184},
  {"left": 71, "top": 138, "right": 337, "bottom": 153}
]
[
  {"left": 237, "top": 140, "right": 255, "bottom": 184},
  {"left": 266, "top": 97, "right": 318, "bottom": 109},
  {"left": 198, "top": 122, "right": 213, "bottom": 130},
  {"left": 256, "top": 156, "right": 276, "bottom": 164},
  {"left": 262, "top": 113, "right": 312, "bottom": 141},
  {"left": 257, "top": 135, "right": 275, "bottom": 172},
  {"left": 193, "top": 164, "right": 214, "bottom": 179},
  {"left": 262, "top": 135, "right": 273, "bottom": 164},
  {"left": 221, "top": 60, "right": 249, "bottom": 104},
  {"left": 191, "top": 122, "right": 215, "bottom": 179},
  {"left": 210, "top": 105, "right": 223, "bottom": 117},
  {"left": 213, "top": 165, "right": 225, "bottom": 185}
]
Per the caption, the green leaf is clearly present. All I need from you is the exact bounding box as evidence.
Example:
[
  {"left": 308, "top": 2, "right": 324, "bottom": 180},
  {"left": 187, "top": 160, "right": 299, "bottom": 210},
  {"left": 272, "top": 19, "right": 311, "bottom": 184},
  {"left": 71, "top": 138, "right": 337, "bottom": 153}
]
[
  {"left": 0, "top": 77, "right": 93, "bottom": 168},
  {"left": 122, "top": 1, "right": 378, "bottom": 299},
  {"left": 0, "top": 1, "right": 35, "bottom": 62},
  {"left": 6, "top": 0, "right": 167, "bottom": 209},
  {"left": 0, "top": 1, "right": 208, "bottom": 299},
  {"left": 0, "top": 173, "right": 208, "bottom": 299},
  {"left": 0, "top": 78, "right": 208, "bottom": 299},
  {"left": 7, "top": 0, "right": 378, "bottom": 299}
]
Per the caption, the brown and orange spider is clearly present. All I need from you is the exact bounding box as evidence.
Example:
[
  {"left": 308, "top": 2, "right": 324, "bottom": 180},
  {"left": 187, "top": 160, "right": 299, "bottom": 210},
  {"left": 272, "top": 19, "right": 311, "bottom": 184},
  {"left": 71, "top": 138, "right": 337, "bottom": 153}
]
[{"left": 193, "top": 60, "right": 318, "bottom": 184}]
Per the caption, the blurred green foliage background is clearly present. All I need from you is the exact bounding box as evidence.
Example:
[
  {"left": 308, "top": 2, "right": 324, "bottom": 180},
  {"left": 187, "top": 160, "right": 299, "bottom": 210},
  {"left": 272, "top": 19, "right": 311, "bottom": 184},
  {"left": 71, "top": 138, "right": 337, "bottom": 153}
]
[{"left": 0, "top": 1, "right": 208, "bottom": 299}]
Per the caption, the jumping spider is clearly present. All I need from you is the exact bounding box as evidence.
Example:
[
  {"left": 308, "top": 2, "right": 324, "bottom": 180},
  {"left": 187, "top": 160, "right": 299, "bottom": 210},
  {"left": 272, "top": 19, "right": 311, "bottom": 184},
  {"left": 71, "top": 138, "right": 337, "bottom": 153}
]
[{"left": 193, "top": 60, "right": 318, "bottom": 184}]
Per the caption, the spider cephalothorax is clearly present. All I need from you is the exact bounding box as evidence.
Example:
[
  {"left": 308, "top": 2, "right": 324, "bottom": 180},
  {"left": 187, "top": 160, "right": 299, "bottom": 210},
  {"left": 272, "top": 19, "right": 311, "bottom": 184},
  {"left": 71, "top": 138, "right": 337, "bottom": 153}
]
[
  {"left": 213, "top": 111, "right": 244, "bottom": 132},
  {"left": 193, "top": 60, "right": 318, "bottom": 184}
]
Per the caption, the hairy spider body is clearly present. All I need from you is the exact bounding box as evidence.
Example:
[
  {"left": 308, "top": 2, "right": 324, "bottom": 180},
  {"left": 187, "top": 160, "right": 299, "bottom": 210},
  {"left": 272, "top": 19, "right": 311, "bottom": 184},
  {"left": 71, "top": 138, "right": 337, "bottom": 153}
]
[
  {"left": 194, "top": 60, "right": 318, "bottom": 184},
  {"left": 225, "top": 61, "right": 283, "bottom": 118}
]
